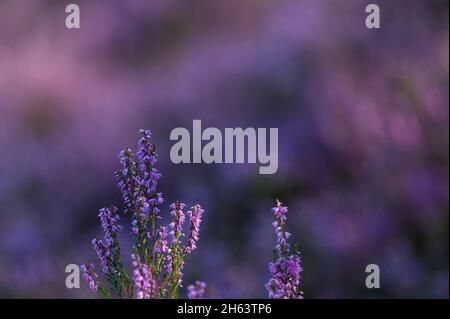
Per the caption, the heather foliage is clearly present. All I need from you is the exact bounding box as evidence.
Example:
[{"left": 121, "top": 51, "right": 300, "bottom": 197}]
[{"left": 81, "top": 130, "right": 205, "bottom": 299}]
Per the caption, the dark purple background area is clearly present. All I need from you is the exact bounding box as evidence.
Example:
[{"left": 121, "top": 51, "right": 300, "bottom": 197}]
[{"left": 0, "top": 0, "right": 448, "bottom": 298}]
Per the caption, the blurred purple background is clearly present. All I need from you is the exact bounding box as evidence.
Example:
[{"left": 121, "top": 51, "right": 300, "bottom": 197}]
[{"left": 0, "top": 0, "right": 448, "bottom": 298}]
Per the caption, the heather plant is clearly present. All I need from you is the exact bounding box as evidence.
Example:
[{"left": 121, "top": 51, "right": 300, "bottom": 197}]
[
  {"left": 187, "top": 281, "right": 207, "bottom": 299},
  {"left": 81, "top": 130, "right": 205, "bottom": 299},
  {"left": 266, "top": 199, "right": 304, "bottom": 299}
]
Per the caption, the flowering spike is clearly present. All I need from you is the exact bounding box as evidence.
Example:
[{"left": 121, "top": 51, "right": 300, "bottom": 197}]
[
  {"left": 115, "top": 148, "right": 141, "bottom": 215},
  {"left": 92, "top": 238, "right": 110, "bottom": 274},
  {"left": 169, "top": 202, "right": 186, "bottom": 244},
  {"left": 266, "top": 200, "right": 303, "bottom": 299},
  {"left": 137, "top": 129, "right": 163, "bottom": 203},
  {"left": 98, "top": 206, "right": 122, "bottom": 246},
  {"left": 272, "top": 199, "right": 290, "bottom": 256},
  {"left": 185, "top": 204, "right": 204, "bottom": 254},
  {"left": 81, "top": 264, "right": 99, "bottom": 292}
]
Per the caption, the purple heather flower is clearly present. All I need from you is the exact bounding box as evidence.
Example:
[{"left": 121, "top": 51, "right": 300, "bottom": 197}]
[
  {"left": 266, "top": 255, "right": 303, "bottom": 299},
  {"left": 164, "top": 206, "right": 186, "bottom": 280},
  {"left": 266, "top": 200, "right": 303, "bottom": 299},
  {"left": 137, "top": 129, "right": 163, "bottom": 199},
  {"left": 132, "top": 253, "right": 156, "bottom": 299},
  {"left": 185, "top": 204, "right": 204, "bottom": 254},
  {"left": 165, "top": 254, "right": 185, "bottom": 286},
  {"left": 137, "top": 130, "right": 157, "bottom": 166},
  {"left": 114, "top": 131, "right": 165, "bottom": 247},
  {"left": 148, "top": 192, "right": 164, "bottom": 217},
  {"left": 155, "top": 226, "right": 169, "bottom": 254},
  {"left": 272, "top": 199, "right": 291, "bottom": 255},
  {"left": 137, "top": 196, "right": 151, "bottom": 220},
  {"left": 178, "top": 260, "right": 185, "bottom": 285},
  {"left": 165, "top": 253, "right": 173, "bottom": 275},
  {"left": 142, "top": 169, "right": 162, "bottom": 195},
  {"left": 92, "top": 238, "right": 110, "bottom": 274},
  {"left": 81, "top": 264, "right": 99, "bottom": 292},
  {"left": 187, "top": 281, "right": 207, "bottom": 299},
  {"left": 169, "top": 202, "right": 186, "bottom": 244},
  {"left": 115, "top": 148, "right": 141, "bottom": 215},
  {"left": 272, "top": 203, "right": 288, "bottom": 221},
  {"left": 118, "top": 130, "right": 164, "bottom": 243},
  {"left": 98, "top": 206, "right": 122, "bottom": 246}
]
